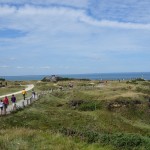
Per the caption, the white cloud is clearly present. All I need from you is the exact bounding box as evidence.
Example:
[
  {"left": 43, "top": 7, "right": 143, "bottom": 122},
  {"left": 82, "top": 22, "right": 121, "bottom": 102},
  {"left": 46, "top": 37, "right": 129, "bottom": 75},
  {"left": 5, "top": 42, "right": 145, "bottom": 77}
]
[
  {"left": 0, "top": 5, "right": 16, "bottom": 15},
  {"left": 0, "top": 4, "right": 150, "bottom": 32},
  {"left": 0, "top": 2, "right": 150, "bottom": 75},
  {"left": 0, "top": 65, "right": 9, "bottom": 68},
  {"left": 16, "top": 66, "right": 24, "bottom": 69},
  {"left": 0, "top": 0, "right": 88, "bottom": 8},
  {"left": 40, "top": 66, "right": 51, "bottom": 69},
  {"left": 80, "top": 15, "right": 150, "bottom": 30}
]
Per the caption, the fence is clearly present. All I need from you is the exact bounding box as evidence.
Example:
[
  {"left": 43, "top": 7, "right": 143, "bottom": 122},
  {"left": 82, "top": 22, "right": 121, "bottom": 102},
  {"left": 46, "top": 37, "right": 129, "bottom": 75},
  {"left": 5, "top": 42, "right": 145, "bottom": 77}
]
[{"left": 6, "top": 85, "right": 101, "bottom": 115}]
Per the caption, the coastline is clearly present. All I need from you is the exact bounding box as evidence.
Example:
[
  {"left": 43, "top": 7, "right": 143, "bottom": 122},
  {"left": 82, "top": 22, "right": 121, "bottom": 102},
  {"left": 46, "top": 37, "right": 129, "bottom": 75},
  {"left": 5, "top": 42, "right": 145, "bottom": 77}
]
[{"left": 1, "top": 72, "right": 150, "bottom": 81}]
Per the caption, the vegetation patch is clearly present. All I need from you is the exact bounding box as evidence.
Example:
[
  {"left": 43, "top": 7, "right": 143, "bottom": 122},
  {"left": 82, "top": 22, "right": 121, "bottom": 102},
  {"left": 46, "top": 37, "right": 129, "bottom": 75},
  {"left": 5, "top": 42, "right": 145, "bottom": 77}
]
[
  {"left": 0, "top": 78, "right": 5, "bottom": 81},
  {"left": 0, "top": 128, "right": 105, "bottom": 150},
  {"left": 1, "top": 80, "right": 150, "bottom": 149},
  {"left": 136, "top": 87, "right": 150, "bottom": 94},
  {"left": 107, "top": 97, "right": 143, "bottom": 110},
  {"left": 60, "top": 127, "right": 150, "bottom": 150},
  {"left": 68, "top": 99, "right": 102, "bottom": 111}
]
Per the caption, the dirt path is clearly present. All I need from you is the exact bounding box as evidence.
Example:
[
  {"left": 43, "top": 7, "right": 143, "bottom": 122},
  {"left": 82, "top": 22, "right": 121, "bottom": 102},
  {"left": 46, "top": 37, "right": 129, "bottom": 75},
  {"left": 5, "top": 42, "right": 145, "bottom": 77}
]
[{"left": 0, "top": 84, "right": 34, "bottom": 99}]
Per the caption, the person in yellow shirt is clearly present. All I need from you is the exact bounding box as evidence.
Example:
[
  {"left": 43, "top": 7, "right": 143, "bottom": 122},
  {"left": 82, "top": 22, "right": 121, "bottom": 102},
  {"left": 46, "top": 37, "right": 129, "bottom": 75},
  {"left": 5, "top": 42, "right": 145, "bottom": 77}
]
[{"left": 22, "top": 89, "right": 27, "bottom": 100}]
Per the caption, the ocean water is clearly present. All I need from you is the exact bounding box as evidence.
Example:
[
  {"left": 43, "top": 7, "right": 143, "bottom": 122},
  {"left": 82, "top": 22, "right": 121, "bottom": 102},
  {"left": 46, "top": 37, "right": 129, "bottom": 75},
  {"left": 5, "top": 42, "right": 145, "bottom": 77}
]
[{"left": 2, "top": 72, "right": 150, "bottom": 81}]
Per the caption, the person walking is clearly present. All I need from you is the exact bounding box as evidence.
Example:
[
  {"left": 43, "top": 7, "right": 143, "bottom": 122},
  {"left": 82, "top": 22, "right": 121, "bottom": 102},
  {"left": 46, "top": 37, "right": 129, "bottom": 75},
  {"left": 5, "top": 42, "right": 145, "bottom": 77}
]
[
  {"left": 22, "top": 89, "right": 27, "bottom": 100},
  {"left": 11, "top": 94, "right": 16, "bottom": 111},
  {"left": 32, "top": 89, "right": 36, "bottom": 99},
  {"left": 0, "top": 100, "right": 4, "bottom": 115},
  {"left": 3, "top": 96, "right": 9, "bottom": 115}
]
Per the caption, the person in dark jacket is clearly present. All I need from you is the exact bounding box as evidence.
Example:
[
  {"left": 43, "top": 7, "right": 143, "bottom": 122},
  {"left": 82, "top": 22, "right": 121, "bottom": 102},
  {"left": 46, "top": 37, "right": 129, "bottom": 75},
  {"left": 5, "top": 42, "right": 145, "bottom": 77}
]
[{"left": 11, "top": 94, "right": 16, "bottom": 110}]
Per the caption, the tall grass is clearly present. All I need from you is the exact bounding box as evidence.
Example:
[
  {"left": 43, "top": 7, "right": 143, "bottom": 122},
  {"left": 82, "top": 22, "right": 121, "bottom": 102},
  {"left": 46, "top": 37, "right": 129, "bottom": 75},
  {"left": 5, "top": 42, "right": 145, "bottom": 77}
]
[{"left": 0, "top": 128, "right": 112, "bottom": 150}]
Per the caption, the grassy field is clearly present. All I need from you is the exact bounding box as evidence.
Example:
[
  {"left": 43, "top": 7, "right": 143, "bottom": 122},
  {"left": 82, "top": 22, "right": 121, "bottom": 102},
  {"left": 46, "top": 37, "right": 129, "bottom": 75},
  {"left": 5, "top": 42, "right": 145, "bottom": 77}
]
[{"left": 0, "top": 79, "right": 150, "bottom": 149}]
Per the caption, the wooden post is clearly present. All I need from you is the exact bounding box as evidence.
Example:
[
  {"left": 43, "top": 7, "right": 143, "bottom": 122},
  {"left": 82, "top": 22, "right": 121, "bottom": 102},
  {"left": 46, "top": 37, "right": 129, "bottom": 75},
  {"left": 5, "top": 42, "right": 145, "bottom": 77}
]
[
  {"left": 22, "top": 101, "right": 25, "bottom": 108},
  {"left": 27, "top": 99, "right": 29, "bottom": 105}
]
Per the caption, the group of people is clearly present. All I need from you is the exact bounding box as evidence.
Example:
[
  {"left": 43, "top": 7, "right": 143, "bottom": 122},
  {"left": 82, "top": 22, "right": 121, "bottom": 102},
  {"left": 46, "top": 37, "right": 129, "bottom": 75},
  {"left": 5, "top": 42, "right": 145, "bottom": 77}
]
[
  {"left": 0, "top": 94, "right": 16, "bottom": 115},
  {"left": 0, "top": 89, "right": 36, "bottom": 115},
  {"left": 22, "top": 89, "right": 35, "bottom": 100}
]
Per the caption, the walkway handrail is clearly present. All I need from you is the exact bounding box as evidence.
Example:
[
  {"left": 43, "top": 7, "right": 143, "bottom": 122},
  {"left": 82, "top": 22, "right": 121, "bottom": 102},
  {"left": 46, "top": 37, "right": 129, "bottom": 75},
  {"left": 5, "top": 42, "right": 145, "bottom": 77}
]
[{"left": 4, "top": 85, "right": 99, "bottom": 115}]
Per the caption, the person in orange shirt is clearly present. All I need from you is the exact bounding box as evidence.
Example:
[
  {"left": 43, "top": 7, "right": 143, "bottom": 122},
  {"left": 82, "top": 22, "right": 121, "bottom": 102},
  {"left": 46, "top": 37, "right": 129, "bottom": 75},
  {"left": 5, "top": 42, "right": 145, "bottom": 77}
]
[{"left": 22, "top": 89, "right": 27, "bottom": 100}]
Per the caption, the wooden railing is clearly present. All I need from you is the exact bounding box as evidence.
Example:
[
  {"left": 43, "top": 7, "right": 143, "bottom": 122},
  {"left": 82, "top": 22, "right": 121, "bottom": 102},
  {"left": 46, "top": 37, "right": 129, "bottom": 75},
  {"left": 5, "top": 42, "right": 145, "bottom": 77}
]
[{"left": 6, "top": 85, "right": 99, "bottom": 114}]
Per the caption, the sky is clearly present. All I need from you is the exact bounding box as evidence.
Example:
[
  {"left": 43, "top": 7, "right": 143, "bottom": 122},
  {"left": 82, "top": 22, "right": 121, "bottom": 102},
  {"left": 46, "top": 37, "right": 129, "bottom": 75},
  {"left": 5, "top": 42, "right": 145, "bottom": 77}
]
[{"left": 0, "top": 0, "right": 150, "bottom": 76}]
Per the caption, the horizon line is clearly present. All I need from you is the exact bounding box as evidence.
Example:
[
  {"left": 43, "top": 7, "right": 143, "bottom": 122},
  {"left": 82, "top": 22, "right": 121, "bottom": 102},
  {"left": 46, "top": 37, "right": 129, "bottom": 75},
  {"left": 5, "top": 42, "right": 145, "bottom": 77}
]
[{"left": 1, "top": 71, "right": 150, "bottom": 77}]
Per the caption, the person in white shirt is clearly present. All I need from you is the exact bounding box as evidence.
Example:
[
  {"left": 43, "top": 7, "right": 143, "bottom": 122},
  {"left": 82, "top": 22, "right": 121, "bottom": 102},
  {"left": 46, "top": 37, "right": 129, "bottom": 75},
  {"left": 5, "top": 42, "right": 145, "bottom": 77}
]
[
  {"left": 32, "top": 89, "right": 36, "bottom": 99},
  {"left": 0, "top": 100, "right": 4, "bottom": 115}
]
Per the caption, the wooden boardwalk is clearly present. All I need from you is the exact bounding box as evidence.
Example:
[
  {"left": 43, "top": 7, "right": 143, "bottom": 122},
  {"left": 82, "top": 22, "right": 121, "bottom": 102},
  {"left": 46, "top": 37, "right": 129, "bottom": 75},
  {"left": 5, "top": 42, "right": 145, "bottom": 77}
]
[
  {"left": 6, "top": 95, "right": 38, "bottom": 114},
  {"left": 1, "top": 86, "right": 97, "bottom": 115}
]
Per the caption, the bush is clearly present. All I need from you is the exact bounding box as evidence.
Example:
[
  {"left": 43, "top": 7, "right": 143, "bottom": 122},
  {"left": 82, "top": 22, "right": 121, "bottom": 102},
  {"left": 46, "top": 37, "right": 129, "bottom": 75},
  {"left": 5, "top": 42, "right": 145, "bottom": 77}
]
[
  {"left": 60, "top": 127, "right": 150, "bottom": 149},
  {"left": 126, "top": 80, "right": 138, "bottom": 84},
  {"left": 0, "top": 78, "right": 5, "bottom": 81},
  {"left": 111, "top": 133, "right": 143, "bottom": 148},
  {"left": 68, "top": 100, "right": 84, "bottom": 107},
  {"left": 136, "top": 87, "right": 150, "bottom": 94},
  {"left": 78, "top": 102, "right": 102, "bottom": 111},
  {"left": 84, "top": 131, "right": 99, "bottom": 143},
  {"left": 68, "top": 100, "right": 102, "bottom": 111},
  {"left": 135, "top": 78, "right": 145, "bottom": 81}
]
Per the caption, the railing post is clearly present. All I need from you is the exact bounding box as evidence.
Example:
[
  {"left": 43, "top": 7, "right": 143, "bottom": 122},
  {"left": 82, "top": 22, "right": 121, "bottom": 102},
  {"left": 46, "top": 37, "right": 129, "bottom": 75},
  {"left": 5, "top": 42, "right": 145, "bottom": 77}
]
[
  {"left": 27, "top": 99, "right": 29, "bottom": 105},
  {"left": 22, "top": 101, "right": 25, "bottom": 108}
]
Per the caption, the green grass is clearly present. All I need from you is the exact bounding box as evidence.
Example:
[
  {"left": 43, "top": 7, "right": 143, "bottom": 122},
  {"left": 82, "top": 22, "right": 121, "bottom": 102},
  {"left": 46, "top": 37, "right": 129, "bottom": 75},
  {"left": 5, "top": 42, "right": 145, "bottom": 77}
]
[
  {"left": 0, "top": 80, "right": 150, "bottom": 149},
  {"left": 0, "top": 128, "right": 112, "bottom": 150},
  {"left": 0, "top": 86, "right": 23, "bottom": 96}
]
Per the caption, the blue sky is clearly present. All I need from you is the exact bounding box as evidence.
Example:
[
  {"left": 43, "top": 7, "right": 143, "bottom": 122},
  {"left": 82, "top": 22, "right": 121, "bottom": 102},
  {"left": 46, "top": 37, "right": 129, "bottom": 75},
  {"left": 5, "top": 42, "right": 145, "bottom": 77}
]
[{"left": 0, "top": 0, "right": 150, "bottom": 76}]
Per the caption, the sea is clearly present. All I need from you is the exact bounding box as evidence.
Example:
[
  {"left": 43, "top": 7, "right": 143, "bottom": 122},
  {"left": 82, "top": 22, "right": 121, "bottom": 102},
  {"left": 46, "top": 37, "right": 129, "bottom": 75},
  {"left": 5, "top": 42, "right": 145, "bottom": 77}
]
[{"left": 1, "top": 72, "right": 150, "bottom": 81}]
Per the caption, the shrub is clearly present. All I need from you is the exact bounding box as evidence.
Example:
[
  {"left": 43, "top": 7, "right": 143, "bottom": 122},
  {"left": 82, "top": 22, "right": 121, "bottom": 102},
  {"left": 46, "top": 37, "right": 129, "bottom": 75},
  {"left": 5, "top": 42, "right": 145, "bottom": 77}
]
[
  {"left": 99, "top": 133, "right": 150, "bottom": 149},
  {"left": 68, "top": 100, "right": 84, "bottom": 107},
  {"left": 136, "top": 87, "right": 150, "bottom": 94},
  {"left": 135, "top": 78, "right": 145, "bottom": 81},
  {"left": 111, "top": 133, "right": 143, "bottom": 148},
  {"left": 60, "top": 127, "right": 150, "bottom": 149},
  {"left": 126, "top": 80, "right": 138, "bottom": 84},
  {"left": 107, "top": 98, "right": 142, "bottom": 110},
  {"left": 0, "top": 78, "right": 5, "bottom": 81},
  {"left": 68, "top": 100, "right": 102, "bottom": 111},
  {"left": 84, "top": 131, "right": 99, "bottom": 143},
  {"left": 78, "top": 102, "right": 102, "bottom": 111}
]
